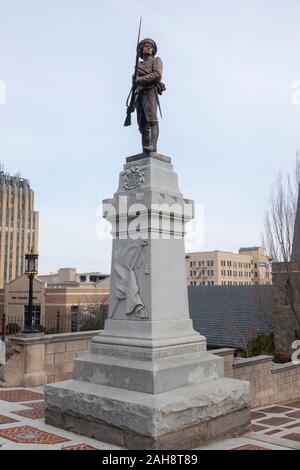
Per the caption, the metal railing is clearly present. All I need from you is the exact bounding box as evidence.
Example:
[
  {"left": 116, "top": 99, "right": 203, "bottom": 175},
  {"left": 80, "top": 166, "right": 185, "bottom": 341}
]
[{"left": 0, "top": 308, "right": 108, "bottom": 342}]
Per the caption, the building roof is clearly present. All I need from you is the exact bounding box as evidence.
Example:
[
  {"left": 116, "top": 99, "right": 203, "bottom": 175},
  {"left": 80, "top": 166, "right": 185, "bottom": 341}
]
[
  {"left": 239, "top": 246, "right": 260, "bottom": 252},
  {"left": 186, "top": 247, "right": 266, "bottom": 257},
  {"left": 292, "top": 184, "right": 300, "bottom": 264},
  {"left": 0, "top": 170, "right": 30, "bottom": 189},
  {"left": 8, "top": 273, "right": 45, "bottom": 286},
  {"left": 188, "top": 285, "right": 273, "bottom": 349}
]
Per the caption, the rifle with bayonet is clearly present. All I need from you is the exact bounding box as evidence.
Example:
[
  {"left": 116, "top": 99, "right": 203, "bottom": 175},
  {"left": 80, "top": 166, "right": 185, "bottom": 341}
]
[{"left": 124, "top": 17, "right": 142, "bottom": 127}]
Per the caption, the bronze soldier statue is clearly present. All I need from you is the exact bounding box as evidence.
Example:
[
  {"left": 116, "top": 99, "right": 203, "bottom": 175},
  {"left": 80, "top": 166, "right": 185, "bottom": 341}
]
[
  {"left": 124, "top": 30, "right": 165, "bottom": 153},
  {"left": 133, "top": 38, "right": 165, "bottom": 152}
]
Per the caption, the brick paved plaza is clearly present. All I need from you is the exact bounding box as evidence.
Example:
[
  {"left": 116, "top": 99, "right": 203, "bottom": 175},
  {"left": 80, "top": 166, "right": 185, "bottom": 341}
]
[{"left": 0, "top": 387, "right": 299, "bottom": 450}]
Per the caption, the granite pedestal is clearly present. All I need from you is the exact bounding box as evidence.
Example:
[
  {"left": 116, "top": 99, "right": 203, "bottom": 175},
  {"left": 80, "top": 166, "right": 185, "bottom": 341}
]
[{"left": 44, "top": 153, "right": 251, "bottom": 449}]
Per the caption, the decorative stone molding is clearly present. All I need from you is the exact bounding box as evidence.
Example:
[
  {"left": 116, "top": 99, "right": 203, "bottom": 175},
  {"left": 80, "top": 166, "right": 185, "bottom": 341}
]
[
  {"left": 0, "top": 334, "right": 47, "bottom": 388},
  {"left": 0, "top": 346, "right": 23, "bottom": 387},
  {"left": 123, "top": 166, "right": 145, "bottom": 191}
]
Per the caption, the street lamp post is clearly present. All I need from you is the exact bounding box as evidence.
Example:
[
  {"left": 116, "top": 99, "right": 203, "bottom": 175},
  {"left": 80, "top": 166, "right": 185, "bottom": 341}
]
[{"left": 23, "top": 249, "right": 39, "bottom": 334}]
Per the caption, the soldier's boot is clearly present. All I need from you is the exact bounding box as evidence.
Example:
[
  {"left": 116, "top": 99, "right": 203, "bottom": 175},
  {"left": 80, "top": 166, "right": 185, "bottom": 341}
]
[
  {"left": 150, "top": 123, "right": 159, "bottom": 152},
  {"left": 143, "top": 124, "right": 159, "bottom": 152},
  {"left": 142, "top": 129, "right": 151, "bottom": 152}
]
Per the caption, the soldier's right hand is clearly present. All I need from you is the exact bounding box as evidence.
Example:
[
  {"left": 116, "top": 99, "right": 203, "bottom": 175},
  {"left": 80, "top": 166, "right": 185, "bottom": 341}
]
[{"left": 132, "top": 76, "right": 140, "bottom": 86}]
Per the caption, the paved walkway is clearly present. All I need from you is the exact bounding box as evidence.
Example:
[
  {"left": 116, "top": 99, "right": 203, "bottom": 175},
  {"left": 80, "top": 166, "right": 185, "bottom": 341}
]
[
  {"left": 0, "top": 387, "right": 120, "bottom": 450},
  {"left": 0, "top": 387, "right": 299, "bottom": 450}
]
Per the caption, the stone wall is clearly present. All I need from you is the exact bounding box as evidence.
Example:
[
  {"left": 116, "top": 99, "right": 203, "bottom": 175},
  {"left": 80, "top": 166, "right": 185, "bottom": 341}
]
[
  {"left": 44, "top": 332, "right": 96, "bottom": 383},
  {"left": 2, "top": 335, "right": 300, "bottom": 409},
  {"left": 212, "top": 348, "right": 300, "bottom": 407},
  {"left": 0, "top": 331, "right": 98, "bottom": 388}
]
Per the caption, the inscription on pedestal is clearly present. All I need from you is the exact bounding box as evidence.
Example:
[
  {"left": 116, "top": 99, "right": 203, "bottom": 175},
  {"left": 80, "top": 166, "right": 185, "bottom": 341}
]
[{"left": 94, "top": 343, "right": 206, "bottom": 362}]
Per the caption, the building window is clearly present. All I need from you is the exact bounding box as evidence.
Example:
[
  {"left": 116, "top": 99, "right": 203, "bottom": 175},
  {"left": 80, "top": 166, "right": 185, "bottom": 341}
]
[
  {"left": 71, "top": 306, "right": 79, "bottom": 332},
  {"left": 24, "top": 305, "right": 41, "bottom": 330}
]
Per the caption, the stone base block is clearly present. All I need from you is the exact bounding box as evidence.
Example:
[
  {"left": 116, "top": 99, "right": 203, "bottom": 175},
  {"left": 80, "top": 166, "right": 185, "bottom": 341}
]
[
  {"left": 73, "top": 351, "right": 223, "bottom": 394},
  {"left": 44, "top": 377, "right": 251, "bottom": 450}
]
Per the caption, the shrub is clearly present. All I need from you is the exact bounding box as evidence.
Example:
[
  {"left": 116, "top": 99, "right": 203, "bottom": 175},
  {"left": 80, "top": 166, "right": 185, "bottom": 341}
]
[
  {"left": 241, "top": 332, "right": 275, "bottom": 358},
  {"left": 5, "top": 323, "right": 21, "bottom": 335}
]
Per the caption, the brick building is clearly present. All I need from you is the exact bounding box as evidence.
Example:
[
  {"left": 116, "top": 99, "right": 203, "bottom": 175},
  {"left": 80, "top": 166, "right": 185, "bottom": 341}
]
[
  {"left": 0, "top": 273, "right": 110, "bottom": 332},
  {"left": 186, "top": 246, "right": 271, "bottom": 286}
]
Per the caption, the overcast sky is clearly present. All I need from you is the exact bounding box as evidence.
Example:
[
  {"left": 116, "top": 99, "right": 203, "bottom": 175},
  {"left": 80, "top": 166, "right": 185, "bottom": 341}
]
[{"left": 1, "top": 0, "right": 300, "bottom": 274}]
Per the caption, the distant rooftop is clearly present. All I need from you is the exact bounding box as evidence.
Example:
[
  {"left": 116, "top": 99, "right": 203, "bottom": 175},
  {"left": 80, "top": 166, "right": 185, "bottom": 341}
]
[
  {"left": 188, "top": 285, "right": 273, "bottom": 349},
  {"left": 0, "top": 165, "right": 30, "bottom": 189},
  {"left": 38, "top": 268, "right": 110, "bottom": 288},
  {"left": 186, "top": 247, "right": 264, "bottom": 257},
  {"left": 239, "top": 247, "right": 261, "bottom": 252},
  {"left": 186, "top": 250, "right": 243, "bottom": 256}
]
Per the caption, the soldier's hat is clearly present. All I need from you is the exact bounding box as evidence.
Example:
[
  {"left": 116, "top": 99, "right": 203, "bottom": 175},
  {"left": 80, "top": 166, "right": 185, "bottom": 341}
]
[{"left": 138, "top": 38, "right": 157, "bottom": 58}]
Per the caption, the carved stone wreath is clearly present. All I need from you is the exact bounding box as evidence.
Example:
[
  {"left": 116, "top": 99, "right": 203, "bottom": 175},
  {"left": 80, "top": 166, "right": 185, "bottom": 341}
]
[{"left": 123, "top": 166, "right": 145, "bottom": 191}]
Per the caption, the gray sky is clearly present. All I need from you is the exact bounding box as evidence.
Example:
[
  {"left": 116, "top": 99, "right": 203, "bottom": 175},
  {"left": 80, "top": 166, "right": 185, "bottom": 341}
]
[{"left": 1, "top": 0, "right": 300, "bottom": 274}]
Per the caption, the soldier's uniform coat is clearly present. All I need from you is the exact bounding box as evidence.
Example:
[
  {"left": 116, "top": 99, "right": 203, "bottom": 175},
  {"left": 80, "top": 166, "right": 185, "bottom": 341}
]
[{"left": 135, "top": 56, "right": 163, "bottom": 131}]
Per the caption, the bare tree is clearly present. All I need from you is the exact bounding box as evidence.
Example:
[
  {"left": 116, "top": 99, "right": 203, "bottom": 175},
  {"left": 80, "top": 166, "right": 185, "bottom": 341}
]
[
  {"left": 262, "top": 153, "right": 300, "bottom": 263},
  {"left": 70, "top": 289, "right": 109, "bottom": 332},
  {"left": 260, "top": 153, "right": 300, "bottom": 356}
]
